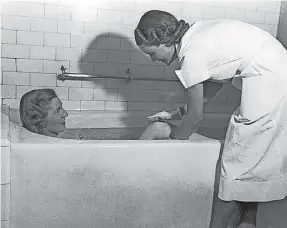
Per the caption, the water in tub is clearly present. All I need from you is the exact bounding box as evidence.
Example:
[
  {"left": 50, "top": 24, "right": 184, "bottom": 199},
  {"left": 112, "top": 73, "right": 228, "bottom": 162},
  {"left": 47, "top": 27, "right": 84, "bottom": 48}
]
[
  {"left": 59, "top": 126, "right": 146, "bottom": 140},
  {"left": 57, "top": 108, "right": 227, "bottom": 140}
]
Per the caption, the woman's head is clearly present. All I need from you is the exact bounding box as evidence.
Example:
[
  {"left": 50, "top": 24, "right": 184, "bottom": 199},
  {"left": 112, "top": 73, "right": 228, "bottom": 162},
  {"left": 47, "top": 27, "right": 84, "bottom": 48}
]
[
  {"left": 134, "top": 10, "right": 189, "bottom": 65},
  {"left": 20, "top": 89, "right": 68, "bottom": 137}
]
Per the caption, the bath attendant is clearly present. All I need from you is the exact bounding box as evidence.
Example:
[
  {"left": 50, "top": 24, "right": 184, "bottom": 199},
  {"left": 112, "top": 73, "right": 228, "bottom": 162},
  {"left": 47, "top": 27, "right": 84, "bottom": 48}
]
[{"left": 135, "top": 10, "right": 287, "bottom": 228}]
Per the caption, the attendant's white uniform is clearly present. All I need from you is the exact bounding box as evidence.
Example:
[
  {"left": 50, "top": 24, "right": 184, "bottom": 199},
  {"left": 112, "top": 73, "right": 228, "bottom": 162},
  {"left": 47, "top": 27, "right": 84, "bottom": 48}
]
[{"left": 175, "top": 19, "right": 287, "bottom": 202}]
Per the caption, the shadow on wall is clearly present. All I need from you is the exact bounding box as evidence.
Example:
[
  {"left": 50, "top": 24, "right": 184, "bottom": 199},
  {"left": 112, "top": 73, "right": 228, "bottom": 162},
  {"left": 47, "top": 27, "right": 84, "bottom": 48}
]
[
  {"left": 79, "top": 31, "right": 242, "bottom": 138},
  {"left": 79, "top": 31, "right": 185, "bottom": 130}
]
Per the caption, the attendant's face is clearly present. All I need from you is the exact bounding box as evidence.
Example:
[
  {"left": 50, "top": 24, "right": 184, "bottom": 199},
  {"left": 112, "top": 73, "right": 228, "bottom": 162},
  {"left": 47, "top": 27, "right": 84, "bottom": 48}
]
[
  {"left": 140, "top": 44, "right": 177, "bottom": 66},
  {"left": 43, "top": 97, "right": 68, "bottom": 136}
]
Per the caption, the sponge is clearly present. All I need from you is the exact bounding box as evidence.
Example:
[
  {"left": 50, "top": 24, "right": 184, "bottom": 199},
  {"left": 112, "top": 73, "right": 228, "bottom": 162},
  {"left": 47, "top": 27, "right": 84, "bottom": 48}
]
[{"left": 147, "top": 105, "right": 187, "bottom": 122}]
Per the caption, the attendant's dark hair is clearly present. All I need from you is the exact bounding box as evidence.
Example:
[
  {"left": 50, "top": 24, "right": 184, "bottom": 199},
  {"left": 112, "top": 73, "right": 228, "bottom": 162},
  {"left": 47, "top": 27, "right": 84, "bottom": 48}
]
[{"left": 134, "top": 10, "right": 189, "bottom": 47}]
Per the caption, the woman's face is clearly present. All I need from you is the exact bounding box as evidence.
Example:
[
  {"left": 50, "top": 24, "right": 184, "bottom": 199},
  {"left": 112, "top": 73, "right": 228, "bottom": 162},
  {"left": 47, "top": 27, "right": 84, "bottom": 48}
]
[
  {"left": 139, "top": 44, "right": 177, "bottom": 66},
  {"left": 43, "top": 97, "right": 68, "bottom": 136}
]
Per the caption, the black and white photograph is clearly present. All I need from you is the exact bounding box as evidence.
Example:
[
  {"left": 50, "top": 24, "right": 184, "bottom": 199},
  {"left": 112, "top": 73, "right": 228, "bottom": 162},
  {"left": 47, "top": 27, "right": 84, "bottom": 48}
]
[{"left": 1, "top": 0, "right": 287, "bottom": 227}]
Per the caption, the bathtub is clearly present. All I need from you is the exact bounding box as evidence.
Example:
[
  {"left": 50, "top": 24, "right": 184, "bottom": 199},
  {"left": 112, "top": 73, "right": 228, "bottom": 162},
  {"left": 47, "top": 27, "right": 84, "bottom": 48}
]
[{"left": 1, "top": 104, "right": 233, "bottom": 228}]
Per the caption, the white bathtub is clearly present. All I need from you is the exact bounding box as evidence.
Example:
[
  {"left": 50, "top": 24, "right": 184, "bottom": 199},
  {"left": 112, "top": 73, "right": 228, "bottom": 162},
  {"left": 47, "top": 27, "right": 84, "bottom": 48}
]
[{"left": 1, "top": 104, "right": 232, "bottom": 228}]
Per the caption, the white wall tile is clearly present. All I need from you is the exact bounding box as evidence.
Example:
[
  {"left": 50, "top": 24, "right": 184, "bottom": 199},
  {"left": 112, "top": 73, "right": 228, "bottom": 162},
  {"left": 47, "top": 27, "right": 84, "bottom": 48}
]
[
  {"left": 83, "top": 22, "right": 109, "bottom": 35},
  {"left": 2, "top": 44, "right": 29, "bottom": 58},
  {"left": 245, "top": 10, "right": 266, "bottom": 24},
  {"left": 56, "top": 47, "right": 82, "bottom": 61},
  {"left": 1, "top": 85, "right": 16, "bottom": 98},
  {"left": 17, "top": 59, "right": 44, "bottom": 73},
  {"left": 203, "top": 7, "right": 226, "bottom": 19},
  {"left": 256, "top": 1, "right": 281, "bottom": 13},
  {"left": 44, "top": 33, "right": 71, "bottom": 47},
  {"left": 2, "top": 2, "right": 44, "bottom": 17},
  {"left": 3, "top": 15, "right": 30, "bottom": 30},
  {"left": 105, "top": 101, "right": 127, "bottom": 111},
  {"left": 2, "top": 58, "right": 16, "bottom": 72},
  {"left": 107, "top": 24, "right": 134, "bottom": 39},
  {"left": 120, "top": 11, "right": 142, "bottom": 25},
  {"left": 81, "top": 101, "right": 105, "bottom": 110},
  {"left": 81, "top": 79, "right": 107, "bottom": 89},
  {"left": 30, "top": 46, "right": 56, "bottom": 60},
  {"left": 71, "top": 34, "right": 86, "bottom": 48},
  {"left": 17, "top": 31, "right": 44, "bottom": 45},
  {"left": 69, "top": 87, "right": 93, "bottom": 100},
  {"left": 72, "top": 7, "right": 98, "bottom": 22},
  {"left": 58, "top": 20, "right": 83, "bottom": 34},
  {"left": 2, "top": 98, "right": 21, "bottom": 109},
  {"left": 30, "top": 73, "right": 56, "bottom": 86},
  {"left": 182, "top": 3, "right": 204, "bottom": 18},
  {"left": 3, "top": 72, "right": 30, "bottom": 85},
  {"left": 98, "top": 9, "right": 122, "bottom": 24},
  {"left": 57, "top": 79, "right": 82, "bottom": 88},
  {"left": 2, "top": 30, "right": 16, "bottom": 44},
  {"left": 93, "top": 88, "right": 118, "bottom": 101},
  {"left": 62, "top": 100, "right": 81, "bottom": 110},
  {"left": 31, "top": 18, "right": 57, "bottom": 32},
  {"left": 45, "top": 5, "right": 72, "bottom": 20}
]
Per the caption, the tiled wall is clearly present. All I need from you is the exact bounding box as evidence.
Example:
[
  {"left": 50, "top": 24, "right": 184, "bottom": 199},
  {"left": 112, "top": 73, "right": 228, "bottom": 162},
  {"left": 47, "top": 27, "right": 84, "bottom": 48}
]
[
  {"left": 1, "top": 0, "right": 282, "bottom": 112},
  {"left": 277, "top": 1, "right": 287, "bottom": 48}
]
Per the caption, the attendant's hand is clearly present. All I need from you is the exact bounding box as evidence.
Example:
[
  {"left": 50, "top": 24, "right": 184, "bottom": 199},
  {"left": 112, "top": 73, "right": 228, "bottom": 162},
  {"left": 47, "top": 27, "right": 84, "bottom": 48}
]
[{"left": 147, "top": 111, "right": 172, "bottom": 122}]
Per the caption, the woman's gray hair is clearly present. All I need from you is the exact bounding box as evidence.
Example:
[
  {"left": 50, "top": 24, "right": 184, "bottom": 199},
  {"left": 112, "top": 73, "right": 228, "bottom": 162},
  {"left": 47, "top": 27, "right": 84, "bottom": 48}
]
[
  {"left": 19, "top": 89, "right": 58, "bottom": 134},
  {"left": 134, "top": 10, "right": 189, "bottom": 47}
]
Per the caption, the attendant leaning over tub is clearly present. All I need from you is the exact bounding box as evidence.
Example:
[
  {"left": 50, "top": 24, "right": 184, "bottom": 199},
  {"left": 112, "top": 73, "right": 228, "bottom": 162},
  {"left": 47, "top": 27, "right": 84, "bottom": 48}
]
[{"left": 134, "top": 10, "right": 287, "bottom": 228}]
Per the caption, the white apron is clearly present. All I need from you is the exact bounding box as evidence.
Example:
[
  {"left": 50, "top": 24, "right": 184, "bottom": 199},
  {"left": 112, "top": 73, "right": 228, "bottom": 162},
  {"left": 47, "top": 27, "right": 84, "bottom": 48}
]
[
  {"left": 218, "top": 39, "right": 287, "bottom": 202},
  {"left": 174, "top": 20, "right": 287, "bottom": 202}
]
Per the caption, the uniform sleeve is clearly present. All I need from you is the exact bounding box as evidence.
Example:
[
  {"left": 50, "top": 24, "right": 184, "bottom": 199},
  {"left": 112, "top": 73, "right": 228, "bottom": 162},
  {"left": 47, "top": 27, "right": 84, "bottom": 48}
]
[{"left": 175, "top": 51, "right": 210, "bottom": 89}]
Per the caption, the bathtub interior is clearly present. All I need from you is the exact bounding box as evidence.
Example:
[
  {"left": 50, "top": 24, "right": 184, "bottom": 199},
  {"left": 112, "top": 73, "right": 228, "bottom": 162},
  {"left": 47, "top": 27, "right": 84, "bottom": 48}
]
[{"left": 7, "top": 107, "right": 231, "bottom": 141}]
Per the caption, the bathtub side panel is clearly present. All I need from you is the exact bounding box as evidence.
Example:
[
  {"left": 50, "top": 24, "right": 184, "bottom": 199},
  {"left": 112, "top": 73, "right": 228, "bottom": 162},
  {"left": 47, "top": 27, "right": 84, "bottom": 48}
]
[{"left": 11, "top": 142, "right": 221, "bottom": 228}]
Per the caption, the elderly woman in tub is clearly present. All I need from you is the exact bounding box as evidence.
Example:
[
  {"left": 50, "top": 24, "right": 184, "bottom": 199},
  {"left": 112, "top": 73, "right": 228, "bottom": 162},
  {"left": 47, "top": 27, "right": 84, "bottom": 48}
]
[
  {"left": 20, "top": 88, "right": 194, "bottom": 140},
  {"left": 20, "top": 81, "right": 223, "bottom": 140}
]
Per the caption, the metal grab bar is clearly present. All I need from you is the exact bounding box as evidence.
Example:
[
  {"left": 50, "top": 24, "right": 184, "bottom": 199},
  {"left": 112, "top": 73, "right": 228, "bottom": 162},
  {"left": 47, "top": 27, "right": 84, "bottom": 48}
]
[{"left": 57, "top": 65, "right": 180, "bottom": 83}]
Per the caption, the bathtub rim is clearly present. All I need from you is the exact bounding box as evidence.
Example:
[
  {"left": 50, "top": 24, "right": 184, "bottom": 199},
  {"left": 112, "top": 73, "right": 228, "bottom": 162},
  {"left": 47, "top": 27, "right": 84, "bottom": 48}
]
[{"left": 4, "top": 106, "right": 228, "bottom": 144}]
